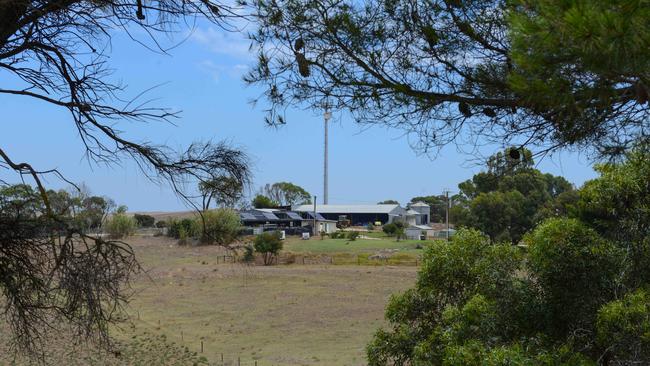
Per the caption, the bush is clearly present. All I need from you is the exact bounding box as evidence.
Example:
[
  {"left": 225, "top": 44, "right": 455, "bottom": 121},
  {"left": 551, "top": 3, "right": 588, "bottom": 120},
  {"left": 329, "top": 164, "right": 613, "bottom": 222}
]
[
  {"left": 395, "top": 227, "right": 406, "bottom": 241},
  {"left": 367, "top": 223, "right": 375, "bottom": 232},
  {"left": 526, "top": 218, "right": 623, "bottom": 336},
  {"left": 104, "top": 213, "right": 136, "bottom": 239},
  {"left": 242, "top": 245, "right": 255, "bottom": 263},
  {"left": 193, "top": 208, "right": 241, "bottom": 245},
  {"left": 367, "top": 229, "right": 524, "bottom": 365},
  {"left": 382, "top": 223, "right": 397, "bottom": 236},
  {"left": 394, "top": 221, "right": 406, "bottom": 229},
  {"left": 177, "top": 225, "right": 189, "bottom": 245},
  {"left": 134, "top": 214, "right": 155, "bottom": 227},
  {"left": 254, "top": 231, "right": 283, "bottom": 265},
  {"left": 330, "top": 232, "right": 343, "bottom": 239},
  {"left": 596, "top": 289, "right": 650, "bottom": 362},
  {"left": 167, "top": 218, "right": 195, "bottom": 239},
  {"left": 155, "top": 220, "right": 167, "bottom": 228},
  {"left": 347, "top": 231, "right": 360, "bottom": 241}
]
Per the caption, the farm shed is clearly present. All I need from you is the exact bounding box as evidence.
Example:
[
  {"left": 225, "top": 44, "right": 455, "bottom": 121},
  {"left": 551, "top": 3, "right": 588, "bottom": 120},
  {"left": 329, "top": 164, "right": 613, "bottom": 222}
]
[{"left": 292, "top": 204, "right": 408, "bottom": 226}]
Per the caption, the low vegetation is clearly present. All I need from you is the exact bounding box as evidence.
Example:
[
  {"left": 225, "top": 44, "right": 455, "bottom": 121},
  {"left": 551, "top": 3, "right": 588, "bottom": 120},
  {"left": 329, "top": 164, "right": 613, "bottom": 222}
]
[
  {"left": 254, "top": 231, "right": 283, "bottom": 265},
  {"left": 368, "top": 147, "right": 650, "bottom": 365},
  {"left": 194, "top": 208, "right": 241, "bottom": 245},
  {"left": 134, "top": 214, "right": 155, "bottom": 228},
  {"left": 104, "top": 212, "right": 136, "bottom": 239}
]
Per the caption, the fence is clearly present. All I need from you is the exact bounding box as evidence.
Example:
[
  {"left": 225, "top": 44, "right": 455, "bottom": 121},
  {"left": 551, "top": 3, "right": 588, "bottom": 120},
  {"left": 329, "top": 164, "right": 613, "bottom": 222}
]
[
  {"left": 208, "top": 251, "right": 422, "bottom": 267},
  {"left": 247, "top": 252, "right": 422, "bottom": 267}
]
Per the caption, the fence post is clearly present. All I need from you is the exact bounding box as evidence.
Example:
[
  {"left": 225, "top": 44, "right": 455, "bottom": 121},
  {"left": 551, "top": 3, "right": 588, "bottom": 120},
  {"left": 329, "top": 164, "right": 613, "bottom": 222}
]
[
  {"left": 238, "top": 356, "right": 241, "bottom": 366},
  {"left": 201, "top": 340, "right": 203, "bottom": 353}
]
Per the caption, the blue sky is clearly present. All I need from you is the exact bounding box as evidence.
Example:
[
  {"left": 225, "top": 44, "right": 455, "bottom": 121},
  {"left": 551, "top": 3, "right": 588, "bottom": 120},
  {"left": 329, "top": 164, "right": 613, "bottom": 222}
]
[{"left": 0, "top": 20, "right": 598, "bottom": 211}]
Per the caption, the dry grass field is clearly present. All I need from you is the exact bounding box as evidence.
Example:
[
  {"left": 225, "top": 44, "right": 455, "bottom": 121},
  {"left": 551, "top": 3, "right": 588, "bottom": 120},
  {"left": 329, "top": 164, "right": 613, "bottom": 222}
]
[{"left": 0, "top": 236, "right": 418, "bottom": 365}]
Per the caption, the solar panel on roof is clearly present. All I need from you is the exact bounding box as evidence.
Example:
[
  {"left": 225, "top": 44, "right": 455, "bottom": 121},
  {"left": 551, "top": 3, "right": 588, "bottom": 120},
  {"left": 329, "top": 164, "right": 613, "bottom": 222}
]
[
  {"left": 261, "top": 212, "right": 278, "bottom": 220},
  {"left": 240, "top": 213, "right": 257, "bottom": 220},
  {"left": 304, "top": 212, "right": 326, "bottom": 220},
  {"left": 286, "top": 212, "right": 302, "bottom": 220}
]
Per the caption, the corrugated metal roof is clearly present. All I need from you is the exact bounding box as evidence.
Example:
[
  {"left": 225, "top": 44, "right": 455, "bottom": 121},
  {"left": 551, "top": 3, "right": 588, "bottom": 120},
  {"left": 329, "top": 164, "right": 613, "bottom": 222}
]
[
  {"left": 406, "top": 209, "right": 421, "bottom": 215},
  {"left": 292, "top": 204, "right": 401, "bottom": 214},
  {"left": 408, "top": 225, "right": 434, "bottom": 230}
]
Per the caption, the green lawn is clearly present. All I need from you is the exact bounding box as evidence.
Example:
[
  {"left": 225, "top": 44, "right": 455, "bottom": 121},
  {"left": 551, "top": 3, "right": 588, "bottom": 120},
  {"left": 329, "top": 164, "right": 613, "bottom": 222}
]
[{"left": 283, "top": 232, "right": 434, "bottom": 256}]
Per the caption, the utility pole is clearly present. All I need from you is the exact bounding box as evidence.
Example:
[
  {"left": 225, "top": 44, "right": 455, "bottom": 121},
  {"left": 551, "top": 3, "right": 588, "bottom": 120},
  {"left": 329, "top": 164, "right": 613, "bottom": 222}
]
[
  {"left": 444, "top": 189, "right": 451, "bottom": 241},
  {"left": 313, "top": 195, "right": 317, "bottom": 236},
  {"left": 323, "top": 107, "right": 331, "bottom": 205}
]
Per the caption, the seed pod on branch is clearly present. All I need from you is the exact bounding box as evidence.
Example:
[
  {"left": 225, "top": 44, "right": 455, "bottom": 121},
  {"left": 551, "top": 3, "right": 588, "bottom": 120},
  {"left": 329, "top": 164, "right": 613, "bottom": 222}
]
[
  {"left": 458, "top": 102, "right": 472, "bottom": 117},
  {"left": 482, "top": 108, "right": 496, "bottom": 117},
  {"left": 508, "top": 148, "right": 521, "bottom": 160},
  {"left": 294, "top": 37, "right": 304, "bottom": 51},
  {"left": 295, "top": 52, "right": 310, "bottom": 78}
]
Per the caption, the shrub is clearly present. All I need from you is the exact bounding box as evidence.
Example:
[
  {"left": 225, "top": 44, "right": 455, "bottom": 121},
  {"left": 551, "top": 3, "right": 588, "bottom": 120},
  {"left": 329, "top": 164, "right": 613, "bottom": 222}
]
[
  {"left": 155, "top": 220, "right": 167, "bottom": 228},
  {"left": 193, "top": 208, "right": 241, "bottom": 245},
  {"left": 526, "top": 218, "right": 623, "bottom": 336},
  {"left": 382, "top": 223, "right": 397, "bottom": 236},
  {"left": 367, "top": 223, "right": 375, "bottom": 232},
  {"left": 330, "top": 232, "right": 343, "bottom": 239},
  {"left": 134, "top": 214, "right": 155, "bottom": 227},
  {"left": 347, "top": 231, "right": 360, "bottom": 241},
  {"left": 104, "top": 213, "right": 136, "bottom": 239},
  {"left": 395, "top": 227, "right": 406, "bottom": 241},
  {"left": 254, "top": 231, "right": 283, "bottom": 265},
  {"left": 177, "top": 225, "right": 189, "bottom": 245},
  {"left": 596, "top": 289, "right": 650, "bottom": 362},
  {"left": 367, "top": 229, "right": 525, "bottom": 364},
  {"left": 242, "top": 245, "right": 255, "bottom": 263},
  {"left": 167, "top": 218, "right": 195, "bottom": 239}
]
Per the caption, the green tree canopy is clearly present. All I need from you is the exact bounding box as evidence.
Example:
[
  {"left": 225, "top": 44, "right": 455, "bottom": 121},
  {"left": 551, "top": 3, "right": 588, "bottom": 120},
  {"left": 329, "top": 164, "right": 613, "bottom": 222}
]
[
  {"left": 247, "top": 0, "right": 649, "bottom": 157},
  {"left": 259, "top": 182, "right": 311, "bottom": 206},
  {"left": 453, "top": 148, "right": 574, "bottom": 243},
  {"left": 252, "top": 194, "right": 279, "bottom": 209},
  {"left": 199, "top": 175, "right": 245, "bottom": 210},
  {"left": 378, "top": 200, "right": 399, "bottom": 205},
  {"left": 253, "top": 231, "right": 283, "bottom": 265}
]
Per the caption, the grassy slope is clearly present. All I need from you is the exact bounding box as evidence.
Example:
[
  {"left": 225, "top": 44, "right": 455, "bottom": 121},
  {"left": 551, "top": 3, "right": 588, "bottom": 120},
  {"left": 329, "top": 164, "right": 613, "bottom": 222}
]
[{"left": 1, "top": 236, "right": 417, "bottom": 366}]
